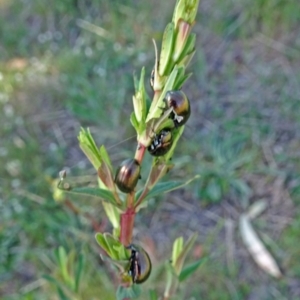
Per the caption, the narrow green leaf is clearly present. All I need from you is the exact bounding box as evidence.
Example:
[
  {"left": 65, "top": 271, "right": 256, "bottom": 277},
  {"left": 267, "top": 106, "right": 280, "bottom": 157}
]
[
  {"left": 132, "top": 67, "right": 147, "bottom": 124},
  {"left": 78, "top": 127, "right": 102, "bottom": 170},
  {"left": 74, "top": 253, "right": 85, "bottom": 293},
  {"left": 174, "top": 72, "right": 192, "bottom": 89},
  {"left": 172, "top": 237, "right": 184, "bottom": 265},
  {"left": 95, "top": 233, "right": 109, "bottom": 252},
  {"left": 95, "top": 233, "right": 116, "bottom": 258},
  {"left": 58, "top": 247, "right": 69, "bottom": 283},
  {"left": 102, "top": 202, "right": 121, "bottom": 231},
  {"left": 173, "top": 233, "right": 198, "bottom": 276},
  {"left": 57, "top": 287, "right": 70, "bottom": 300},
  {"left": 164, "top": 261, "right": 174, "bottom": 299},
  {"left": 176, "top": 33, "right": 196, "bottom": 64},
  {"left": 159, "top": 118, "right": 185, "bottom": 162},
  {"left": 99, "top": 145, "right": 113, "bottom": 171},
  {"left": 130, "top": 111, "right": 140, "bottom": 132},
  {"left": 58, "top": 185, "right": 118, "bottom": 206},
  {"left": 159, "top": 22, "right": 175, "bottom": 76},
  {"left": 178, "top": 258, "right": 205, "bottom": 282},
  {"left": 95, "top": 233, "right": 128, "bottom": 260},
  {"left": 137, "top": 176, "right": 199, "bottom": 203}
]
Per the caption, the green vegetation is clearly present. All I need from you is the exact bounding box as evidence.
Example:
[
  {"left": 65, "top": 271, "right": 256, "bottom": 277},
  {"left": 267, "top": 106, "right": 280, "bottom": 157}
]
[{"left": 1, "top": 0, "right": 300, "bottom": 299}]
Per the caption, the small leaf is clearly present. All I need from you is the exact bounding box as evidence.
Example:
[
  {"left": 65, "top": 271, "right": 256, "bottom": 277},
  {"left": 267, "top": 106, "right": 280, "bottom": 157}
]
[
  {"left": 99, "top": 145, "right": 113, "bottom": 171},
  {"left": 172, "top": 66, "right": 187, "bottom": 88},
  {"left": 175, "top": 33, "right": 196, "bottom": 64},
  {"left": 132, "top": 67, "right": 147, "bottom": 124},
  {"left": 116, "top": 285, "right": 141, "bottom": 300},
  {"left": 172, "top": 237, "right": 184, "bottom": 265},
  {"left": 130, "top": 111, "right": 140, "bottom": 133},
  {"left": 95, "top": 232, "right": 128, "bottom": 260},
  {"left": 163, "top": 124, "right": 185, "bottom": 161},
  {"left": 178, "top": 51, "right": 195, "bottom": 70},
  {"left": 58, "top": 185, "right": 119, "bottom": 206},
  {"left": 74, "top": 253, "right": 85, "bottom": 293},
  {"left": 102, "top": 202, "right": 121, "bottom": 231},
  {"left": 151, "top": 176, "right": 199, "bottom": 199},
  {"left": 97, "top": 165, "right": 115, "bottom": 192},
  {"left": 136, "top": 176, "right": 199, "bottom": 205},
  {"left": 173, "top": 233, "right": 198, "bottom": 276},
  {"left": 159, "top": 22, "right": 175, "bottom": 76},
  {"left": 78, "top": 127, "right": 102, "bottom": 170},
  {"left": 178, "top": 258, "right": 205, "bottom": 282},
  {"left": 58, "top": 247, "right": 69, "bottom": 283}
]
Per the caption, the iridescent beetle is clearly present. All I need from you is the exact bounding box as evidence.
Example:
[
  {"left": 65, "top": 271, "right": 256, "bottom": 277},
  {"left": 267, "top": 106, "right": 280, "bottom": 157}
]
[
  {"left": 164, "top": 90, "right": 191, "bottom": 127},
  {"left": 127, "top": 244, "right": 152, "bottom": 284},
  {"left": 148, "top": 128, "right": 173, "bottom": 157},
  {"left": 115, "top": 158, "right": 141, "bottom": 193}
]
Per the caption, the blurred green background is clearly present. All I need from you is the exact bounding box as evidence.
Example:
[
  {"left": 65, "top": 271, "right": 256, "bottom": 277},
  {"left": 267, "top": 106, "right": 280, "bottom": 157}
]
[{"left": 1, "top": 0, "right": 300, "bottom": 299}]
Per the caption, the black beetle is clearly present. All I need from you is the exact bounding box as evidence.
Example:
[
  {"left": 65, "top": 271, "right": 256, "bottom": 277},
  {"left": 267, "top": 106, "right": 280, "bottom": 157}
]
[{"left": 148, "top": 129, "right": 173, "bottom": 156}]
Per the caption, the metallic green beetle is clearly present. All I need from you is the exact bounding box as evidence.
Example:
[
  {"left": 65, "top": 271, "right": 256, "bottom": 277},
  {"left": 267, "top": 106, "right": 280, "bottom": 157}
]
[
  {"left": 115, "top": 158, "right": 141, "bottom": 193},
  {"left": 127, "top": 244, "right": 152, "bottom": 284},
  {"left": 164, "top": 90, "right": 191, "bottom": 126}
]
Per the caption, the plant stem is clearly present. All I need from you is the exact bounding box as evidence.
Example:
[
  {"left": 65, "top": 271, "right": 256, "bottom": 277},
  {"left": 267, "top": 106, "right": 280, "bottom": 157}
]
[
  {"left": 118, "top": 144, "right": 146, "bottom": 246},
  {"left": 119, "top": 207, "right": 135, "bottom": 246},
  {"left": 134, "top": 143, "right": 146, "bottom": 164}
]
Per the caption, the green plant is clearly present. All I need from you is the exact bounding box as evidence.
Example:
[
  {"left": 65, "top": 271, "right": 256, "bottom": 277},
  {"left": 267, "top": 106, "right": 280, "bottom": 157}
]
[
  {"left": 196, "top": 132, "right": 253, "bottom": 205},
  {"left": 55, "top": 0, "right": 204, "bottom": 299}
]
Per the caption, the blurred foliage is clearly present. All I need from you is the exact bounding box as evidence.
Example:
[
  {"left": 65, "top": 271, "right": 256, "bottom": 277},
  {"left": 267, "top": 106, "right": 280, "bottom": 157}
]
[
  {"left": 195, "top": 132, "right": 254, "bottom": 205},
  {"left": 1, "top": 0, "right": 300, "bottom": 299},
  {"left": 205, "top": 0, "right": 300, "bottom": 38}
]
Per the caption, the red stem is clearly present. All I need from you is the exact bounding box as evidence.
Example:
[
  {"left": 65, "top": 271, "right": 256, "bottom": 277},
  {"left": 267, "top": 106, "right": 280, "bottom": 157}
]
[
  {"left": 134, "top": 143, "right": 146, "bottom": 164},
  {"left": 120, "top": 207, "right": 135, "bottom": 246},
  {"left": 119, "top": 124, "right": 151, "bottom": 246}
]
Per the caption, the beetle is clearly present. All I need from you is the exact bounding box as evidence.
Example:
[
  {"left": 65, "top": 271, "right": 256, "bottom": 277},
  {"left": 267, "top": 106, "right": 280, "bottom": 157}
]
[
  {"left": 115, "top": 158, "right": 141, "bottom": 193},
  {"left": 148, "top": 128, "right": 173, "bottom": 156},
  {"left": 127, "top": 244, "right": 152, "bottom": 284},
  {"left": 164, "top": 90, "right": 191, "bottom": 126}
]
